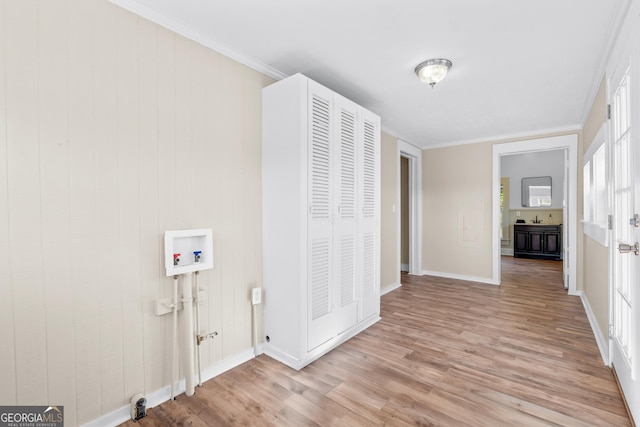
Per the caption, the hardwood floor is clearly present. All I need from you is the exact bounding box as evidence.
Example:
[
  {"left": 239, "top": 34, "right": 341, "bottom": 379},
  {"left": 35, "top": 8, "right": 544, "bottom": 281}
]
[{"left": 121, "top": 257, "right": 631, "bottom": 426}]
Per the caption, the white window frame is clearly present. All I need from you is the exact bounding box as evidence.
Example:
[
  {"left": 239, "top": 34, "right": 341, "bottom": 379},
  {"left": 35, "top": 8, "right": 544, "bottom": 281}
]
[{"left": 583, "top": 122, "right": 609, "bottom": 246}]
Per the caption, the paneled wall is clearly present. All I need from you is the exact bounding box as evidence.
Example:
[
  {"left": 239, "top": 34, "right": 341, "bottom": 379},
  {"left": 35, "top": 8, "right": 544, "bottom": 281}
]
[{"left": 0, "top": 0, "right": 273, "bottom": 424}]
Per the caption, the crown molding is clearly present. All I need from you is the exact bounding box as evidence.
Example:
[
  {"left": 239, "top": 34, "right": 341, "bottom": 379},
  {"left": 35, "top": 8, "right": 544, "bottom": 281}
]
[
  {"left": 421, "top": 124, "right": 582, "bottom": 150},
  {"left": 109, "top": 0, "right": 288, "bottom": 81},
  {"left": 579, "top": 0, "right": 632, "bottom": 127}
]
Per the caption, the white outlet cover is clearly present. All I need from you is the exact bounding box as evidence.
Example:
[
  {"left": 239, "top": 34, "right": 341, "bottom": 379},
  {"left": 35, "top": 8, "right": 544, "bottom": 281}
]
[{"left": 251, "top": 288, "right": 262, "bottom": 305}]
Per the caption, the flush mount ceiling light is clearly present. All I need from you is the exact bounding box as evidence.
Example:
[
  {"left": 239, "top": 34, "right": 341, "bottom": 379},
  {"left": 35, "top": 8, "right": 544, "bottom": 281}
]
[{"left": 415, "top": 58, "right": 452, "bottom": 88}]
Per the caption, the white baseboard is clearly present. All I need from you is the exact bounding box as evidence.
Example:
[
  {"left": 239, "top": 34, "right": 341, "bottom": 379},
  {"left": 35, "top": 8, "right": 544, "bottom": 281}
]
[
  {"left": 253, "top": 342, "right": 265, "bottom": 357},
  {"left": 263, "top": 315, "right": 380, "bottom": 370},
  {"left": 578, "top": 290, "right": 609, "bottom": 365},
  {"left": 81, "top": 348, "right": 257, "bottom": 427},
  {"left": 501, "top": 248, "right": 514, "bottom": 256},
  {"left": 381, "top": 282, "right": 401, "bottom": 295},
  {"left": 400, "top": 263, "right": 409, "bottom": 272},
  {"left": 422, "top": 269, "right": 498, "bottom": 286}
]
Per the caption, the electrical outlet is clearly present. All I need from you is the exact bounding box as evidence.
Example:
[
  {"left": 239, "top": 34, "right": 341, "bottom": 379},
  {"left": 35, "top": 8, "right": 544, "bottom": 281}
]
[{"left": 251, "top": 287, "right": 262, "bottom": 305}]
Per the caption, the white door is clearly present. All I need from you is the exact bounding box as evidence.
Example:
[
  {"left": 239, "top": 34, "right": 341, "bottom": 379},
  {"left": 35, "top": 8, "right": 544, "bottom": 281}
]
[
  {"left": 307, "top": 82, "right": 335, "bottom": 351},
  {"left": 610, "top": 61, "right": 640, "bottom": 421},
  {"left": 358, "top": 109, "right": 380, "bottom": 321},
  {"left": 333, "top": 95, "right": 359, "bottom": 335}
]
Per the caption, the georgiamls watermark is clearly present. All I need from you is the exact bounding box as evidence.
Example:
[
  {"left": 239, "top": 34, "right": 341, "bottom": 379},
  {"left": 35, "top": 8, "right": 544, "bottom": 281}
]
[{"left": 0, "top": 406, "right": 63, "bottom": 427}]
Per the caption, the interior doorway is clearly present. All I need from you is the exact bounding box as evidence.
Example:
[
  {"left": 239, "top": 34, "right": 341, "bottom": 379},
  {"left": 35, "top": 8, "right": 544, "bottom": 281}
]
[
  {"left": 400, "top": 156, "right": 410, "bottom": 272},
  {"left": 397, "top": 140, "right": 422, "bottom": 281},
  {"left": 500, "top": 149, "right": 567, "bottom": 288},
  {"left": 492, "top": 135, "right": 578, "bottom": 294}
]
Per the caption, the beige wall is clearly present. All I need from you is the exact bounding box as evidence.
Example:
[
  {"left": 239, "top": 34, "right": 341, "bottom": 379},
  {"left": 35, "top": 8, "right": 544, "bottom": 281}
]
[
  {"left": 380, "top": 132, "right": 400, "bottom": 290},
  {"left": 581, "top": 76, "right": 609, "bottom": 337},
  {"left": 584, "top": 237, "right": 610, "bottom": 331},
  {"left": 0, "top": 1, "right": 273, "bottom": 424},
  {"left": 423, "top": 130, "right": 584, "bottom": 283},
  {"left": 422, "top": 142, "right": 494, "bottom": 280},
  {"left": 584, "top": 77, "right": 608, "bottom": 147}
]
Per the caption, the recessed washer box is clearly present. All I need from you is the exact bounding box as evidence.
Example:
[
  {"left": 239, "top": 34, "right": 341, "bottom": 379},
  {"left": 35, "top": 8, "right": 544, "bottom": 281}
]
[{"left": 164, "top": 229, "right": 213, "bottom": 276}]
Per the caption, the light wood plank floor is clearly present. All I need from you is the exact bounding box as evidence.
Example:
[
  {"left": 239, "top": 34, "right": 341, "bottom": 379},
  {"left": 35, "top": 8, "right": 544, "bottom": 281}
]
[{"left": 122, "top": 257, "right": 631, "bottom": 426}]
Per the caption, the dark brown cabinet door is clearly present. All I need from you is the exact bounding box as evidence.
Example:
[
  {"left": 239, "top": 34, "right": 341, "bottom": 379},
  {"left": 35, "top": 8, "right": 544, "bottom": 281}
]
[
  {"left": 544, "top": 232, "right": 559, "bottom": 254},
  {"left": 514, "top": 230, "right": 528, "bottom": 252},
  {"left": 529, "top": 232, "right": 543, "bottom": 253}
]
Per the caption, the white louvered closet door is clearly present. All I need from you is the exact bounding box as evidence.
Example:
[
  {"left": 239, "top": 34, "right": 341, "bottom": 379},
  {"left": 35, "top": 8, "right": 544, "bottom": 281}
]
[
  {"left": 333, "top": 95, "right": 360, "bottom": 335},
  {"left": 307, "top": 82, "right": 335, "bottom": 351},
  {"left": 262, "top": 73, "right": 380, "bottom": 370},
  {"left": 358, "top": 109, "right": 380, "bottom": 321}
]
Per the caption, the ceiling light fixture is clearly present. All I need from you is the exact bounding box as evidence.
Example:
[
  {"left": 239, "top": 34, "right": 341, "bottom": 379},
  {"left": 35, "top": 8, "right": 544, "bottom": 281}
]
[{"left": 415, "top": 58, "right": 452, "bottom": 88}]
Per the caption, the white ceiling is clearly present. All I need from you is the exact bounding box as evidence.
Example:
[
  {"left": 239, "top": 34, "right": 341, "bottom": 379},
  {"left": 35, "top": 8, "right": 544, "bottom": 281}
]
[{"left": 111, "top": 0, "right": 625, "bottom": 149}]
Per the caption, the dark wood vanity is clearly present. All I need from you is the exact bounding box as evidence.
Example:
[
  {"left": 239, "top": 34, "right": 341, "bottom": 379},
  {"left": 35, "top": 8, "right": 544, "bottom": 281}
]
[{"left": 513, "top": 224, "right": 562, "bottom": 260}]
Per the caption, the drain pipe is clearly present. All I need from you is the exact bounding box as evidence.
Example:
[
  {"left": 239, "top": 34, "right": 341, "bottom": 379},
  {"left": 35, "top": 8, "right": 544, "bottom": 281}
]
[
  {"left": 181, "top": 272, "right": 196, "bottom": 396},
  {"left": 170, "top": 275, "right": 179, "bottom": 400}
]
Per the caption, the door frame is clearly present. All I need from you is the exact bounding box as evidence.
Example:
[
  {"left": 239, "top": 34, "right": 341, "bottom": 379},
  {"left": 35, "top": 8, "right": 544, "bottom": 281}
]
[
  {"left": 492, "top": 135, "right": 578, "bottom": 294},
  {"left": 606, "top": 9, "right": 640, "bottom": 419},
  {"left": 397, "top": 140, "right": 422, "bottom": 278}
]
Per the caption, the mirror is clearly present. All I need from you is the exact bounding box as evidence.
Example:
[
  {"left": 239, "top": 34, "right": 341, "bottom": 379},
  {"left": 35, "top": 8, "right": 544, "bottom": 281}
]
[{"left": 522, "top": 176, "right": 552, "bottom": 207}]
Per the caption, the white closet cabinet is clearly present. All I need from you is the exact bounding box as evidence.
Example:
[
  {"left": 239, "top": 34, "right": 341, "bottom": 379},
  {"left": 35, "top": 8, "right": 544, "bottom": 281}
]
[{"left": 262, "top": 73, "right": 380, "bottom": 370}]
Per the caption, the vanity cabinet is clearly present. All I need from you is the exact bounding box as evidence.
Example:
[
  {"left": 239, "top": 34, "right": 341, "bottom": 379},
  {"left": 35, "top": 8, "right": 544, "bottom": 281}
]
[
  {"left": 262, "top": 73, "right": 381, "bottom": 370},
  {"left": 513, "top": 224, "right": 562, "bottom": 260}
]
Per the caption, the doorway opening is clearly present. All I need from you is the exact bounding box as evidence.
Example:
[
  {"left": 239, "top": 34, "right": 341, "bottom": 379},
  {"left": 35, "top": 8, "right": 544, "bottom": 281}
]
[
  {"left": 397, "top": 140, "right": 422, "bottom": 283},
  {"left": 500, "top": 150, "right": 565, "bottom": 283},
  {"left": 492, "top": 135, "right": 578, "bottom": 294},
  {"left": 400, "top": 156, "right": 409, "bottom": 273}
]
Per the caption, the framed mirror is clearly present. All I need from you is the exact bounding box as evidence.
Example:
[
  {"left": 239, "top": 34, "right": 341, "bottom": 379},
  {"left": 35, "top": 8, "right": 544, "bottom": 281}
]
[{"left": 522, "top": 176, "right": 552, "bottom": 207}]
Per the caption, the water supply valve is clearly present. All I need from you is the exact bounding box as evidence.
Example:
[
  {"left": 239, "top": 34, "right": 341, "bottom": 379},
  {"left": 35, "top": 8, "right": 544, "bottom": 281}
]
[
  {"left": 164, "top": 229, "right": 213, "bottom": 276},
  {"left": 197, "top": 331, "right": 218, "bottom": 345}
]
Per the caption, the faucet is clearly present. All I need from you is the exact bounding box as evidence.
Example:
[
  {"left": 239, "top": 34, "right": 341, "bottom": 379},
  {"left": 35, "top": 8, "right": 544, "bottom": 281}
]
[{"left": 532, "top": 215, "right": 542, "bottom": 224}]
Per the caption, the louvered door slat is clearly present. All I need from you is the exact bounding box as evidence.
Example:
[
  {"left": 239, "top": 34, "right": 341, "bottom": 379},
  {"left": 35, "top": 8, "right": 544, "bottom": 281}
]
[
  {"left": 362, "top": 120, "right": 376, "bottom": 218},
  {"left": 340, "top": 109, "right": 356, "bottom": 218},
  {"left": 311, "top": 238, "right": 330, "bottom": 320},
  {"left": 340, "top": 236, "right": 356, "bottom": 307},
  {"left": 362, "top": 233, "right": 375, "bottom": 298},
  {"left": 310, "top": 95, "right": 331, "bottom": 219}
]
